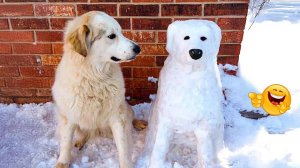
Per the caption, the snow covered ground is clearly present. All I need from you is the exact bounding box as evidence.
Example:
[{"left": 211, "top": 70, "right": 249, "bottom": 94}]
[
  {"left": 1, "top": 1, "right": 300, "bottom": 168},
  {"left": 1, "top": 65, "right": 300, "bottom": 168}
]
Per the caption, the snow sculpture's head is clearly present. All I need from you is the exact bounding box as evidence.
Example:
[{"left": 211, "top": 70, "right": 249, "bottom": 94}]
[{"left": 166, "top": 20, "right": 221, "bottom": 66}]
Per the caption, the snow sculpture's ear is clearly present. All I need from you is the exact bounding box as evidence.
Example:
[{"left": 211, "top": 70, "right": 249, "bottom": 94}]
[
  {"left": 209, "top": 21, "right": 222, "bottom": 47},
  {"left": 166, "top": 22, "right": 177, "bottom": 54}
]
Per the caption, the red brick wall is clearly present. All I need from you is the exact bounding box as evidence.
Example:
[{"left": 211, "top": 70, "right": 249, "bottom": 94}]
[{"left": 0, "top": 0, "right": 248, "bottom": 104}]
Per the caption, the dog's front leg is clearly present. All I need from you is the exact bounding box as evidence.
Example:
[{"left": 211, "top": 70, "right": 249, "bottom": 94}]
[
  {"left": 110, "top": 117, "right": 133, "bottom": 168},
  {"left": 149, "top": 121, "right": 172, "bottom": 168},
  {"left": 56, "top": 116, "right": 76, "bottom": 168}
]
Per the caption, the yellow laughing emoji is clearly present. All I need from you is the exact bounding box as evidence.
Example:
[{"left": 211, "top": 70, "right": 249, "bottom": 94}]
[{"left": 248, "top": 84, "right": 291, "bottom": 116}]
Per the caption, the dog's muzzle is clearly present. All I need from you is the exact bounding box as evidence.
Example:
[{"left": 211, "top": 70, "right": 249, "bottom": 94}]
[{"left": 189, "top": 49, "right": 203, "bottom": 60}]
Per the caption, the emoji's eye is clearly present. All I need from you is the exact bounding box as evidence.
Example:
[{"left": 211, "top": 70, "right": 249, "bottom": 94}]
[
  {"left": 274, "top": 89, "right": 277, "bottom": 91},
  {"left": 279, "top": 90, "right": 283, "bottom": 93},
  {"left": 184, "top": 36, "right": 190, "bottom": 40},
  {"left": 200, "top": 36, "right": 207, "bottom": 41}
]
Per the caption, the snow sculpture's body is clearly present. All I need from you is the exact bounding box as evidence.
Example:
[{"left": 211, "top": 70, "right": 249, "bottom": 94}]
[{"left": 136, "top": 20, "right": 224, "bottom": 168}]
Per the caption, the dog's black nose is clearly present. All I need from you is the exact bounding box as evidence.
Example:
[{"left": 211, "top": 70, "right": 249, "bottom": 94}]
[
  {"left": 189, "top": 49, "right": 203, "bottom": 60},
  {"left": 133, "top": 45, "right": 141, "bottom": 54}
]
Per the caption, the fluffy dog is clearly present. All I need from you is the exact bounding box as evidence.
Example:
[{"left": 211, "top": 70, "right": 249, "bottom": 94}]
[
  {"left": 136, "top": 20, "right": 224, "bottom": 168},
  {"left": 52, "top": 11, "right": 140, "bottom": 168}
]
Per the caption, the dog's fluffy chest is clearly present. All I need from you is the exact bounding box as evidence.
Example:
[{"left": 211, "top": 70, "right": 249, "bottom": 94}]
[{"left": 53, "top": 61, "right": 125, "bottom": 129}]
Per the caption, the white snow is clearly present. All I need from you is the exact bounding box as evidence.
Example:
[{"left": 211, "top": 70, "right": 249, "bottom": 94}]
[
  {"left": 147, "top": 77, "right": 158, "bottom": 84},
  {"left": 1, "top": 64, "right": 300, "bottom": 168},
  {"left": 1, "top": 0, "right": 300, "bottom": 167},
  {"left": 1, "top": 65, "right": 300, "bottom": 167}
]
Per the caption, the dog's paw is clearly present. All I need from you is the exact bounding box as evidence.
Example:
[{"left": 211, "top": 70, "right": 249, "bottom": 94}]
[
  {"left": 132, "top": 119, "right": 148, "bottom": 131},
  {"left": 55, "top": 162, "right": 69, "bottom": 168},
  {"left": 74, "top": 140, "right": 85, "bottom": 150}
]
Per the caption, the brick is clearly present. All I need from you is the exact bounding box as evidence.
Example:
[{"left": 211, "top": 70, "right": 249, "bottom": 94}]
[
  {"left": 115, "top": 18, "right": 131, "bottom": 30},
  {"left": 0, "top": 78, "right": 5, "bottom": 87},
  {"left": 77, "top": 4, "right": 117, "bottom": 16},
  {"left": 0, "top": 67, "right": 19, "bottom": 77},
  {"left": 220, "top": 0, "right": 248, "bottom": 1},
  {"left": 5, "top": 0, "right": 45, "bottom": 2},
  {"left": 133, "top": 0, "right": 172, "bottom": 2},
  {"left": 120, "top": 5, "right": 159, "bottom": 16},
  {"left": 14, "top": 97, "right": 52, "bottom": 104},
  {"left": 133, "top": 67, "right": 160, "bottom": 78},
  {"left": 35, "top": 5, "right": 76, "bottom": 17},
  {"left": 140, "top": 44, "right": 167, "bottom": 55},
  {"left": 125, "top": 78, "right": 157, "bottom": 89},
  {"left": 0, "top": 31, "right": 34, "bottom": 42},
  {"left": 221, "top": 31, "right": 244, "bottom": 43},
  {"left": 0, "top": 97, "right": 14, "bottom": 104},
  {"left": 121, "top": 56, "right": 156, "bottom": 67},
  {"left": 36, "top": 88, "right": 52, "bottom": 97},
  {"left": 49, "top": 0, "right": 86, "bottom": 2},
  {"left": 41, "top": 55, "right": 62, "bottom": 65},
  {"left": 0, "top": 55, "right": 42, "bottom": 66},
  {"left": 174, "top": 18, "right": 216, "bottom": 22},
  {"left": 0, "top": 44, "right": 12, "bottom": 54},
  {"left": 5, "top": 78, "right": 52, "bottom": 88},
  {"left": 52, "top": 43, "right": 64, "bottom": 54},
  {"left": 128, "top": 88, "right": 157, "bottom": 100},
  {"left": 11, "top": 19, "right": 49, "bottom": 30},
  {"left": 219, "top": 44, "right": 241, "bottom": 56},
  {"left": 51, "top": 18, "right": 71, "bottom": 30},
  {"left": 14, "top": 43, "right": 52, "bottom": 54},
  {"left": 217, "top": 56, "right": 238, "bottom": 65},
  {"left": 36, "top": 31, "right": 63, "bottom": 42},
  {"left": 217, "top": 18, "right": 246, "bottom": 30},
  {"left": 158, "top": 32, "right": 167, "bottom": 43},
  {"left": 0, "top": 88, "right": 35, "bottom": 97},
  {"left": 0, "top": 5, "right": 33, "bottom": 16},
  {"left": 92, "top": 0, "right": 129, "bottom": 2},
  {"left": 122, "top": 67, "right": 132, "bottom": 78},
  {"left": 0, "top": 19, "right": 9, "bottom": 30},
  {"left": 156, "top": 56, "right": 167, "bottom": 66},
  {"left": 204, "top": 3, "right": 248, "bottom": 16},
  {"left": 176, "top": 0, "right": 216, "bottom": 2},
  {"left": 133, "top": 18, "right": 172, "bottom": 30},
  {"left": 162, "top": 4, "right": 202, "bottom": 16},
  {"left": 123, "top": 31, "right": 156, "bottom": 43},
  {"left": 20, "top": 66, "right": 56, "bottom": 77}
]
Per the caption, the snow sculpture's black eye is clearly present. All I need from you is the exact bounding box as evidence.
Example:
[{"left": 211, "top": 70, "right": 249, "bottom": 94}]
[
  {"left": 200, "top": 36, "right": 207, "bottom": 41},
  {"left": 108, "top": 34, "right": 116, "bottom": 39},
  {"left": 184, "top": 36, "right": 190, "bottom": 40}
]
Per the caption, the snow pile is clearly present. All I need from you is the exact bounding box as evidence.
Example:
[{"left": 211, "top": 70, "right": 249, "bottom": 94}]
[{"left": 1, "top": 66, "right": 300, "bottom": 168}]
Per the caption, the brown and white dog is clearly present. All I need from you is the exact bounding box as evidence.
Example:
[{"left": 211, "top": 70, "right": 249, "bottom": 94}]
[{"left": 52, "top": 11, "right": 140, "bottom": 168}]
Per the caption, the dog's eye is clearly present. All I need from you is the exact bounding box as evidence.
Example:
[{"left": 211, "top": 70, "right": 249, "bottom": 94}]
[
  {"left": 200, "top": 36, "right": 207, "bottom": 41},
  {"left": 184, "top": 36, "right": 190, "bottom": 40},
  {"left": 108, "top": 34, "right": 116, "bottom": 39}
]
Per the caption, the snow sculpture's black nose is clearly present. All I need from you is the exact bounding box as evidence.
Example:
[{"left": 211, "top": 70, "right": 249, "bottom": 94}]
[
  {"left": 189, "top": 49, "right": 203, "bottom": 60},
  {"left": 133, "top": 45, "right": 141, "bottom": 54}
]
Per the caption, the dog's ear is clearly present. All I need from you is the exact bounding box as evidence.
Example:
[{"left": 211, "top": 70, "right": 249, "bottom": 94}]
[{"left": 67, "top": 25, "right": 90, "bottom": 57}]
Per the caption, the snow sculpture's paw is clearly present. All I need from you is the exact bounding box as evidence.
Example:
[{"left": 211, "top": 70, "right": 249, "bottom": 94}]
[
  {"left": 248, "top": 92, "right": 263, "bottom": 108},
  {"left": 55, "top": 162, "right": 69, "bottom": 168},
  {"left": 149, "top": 161, "right": 172, "bottom": 168},
  {"left": 135, "top": 156, "right": 148, "bottom": 168}
]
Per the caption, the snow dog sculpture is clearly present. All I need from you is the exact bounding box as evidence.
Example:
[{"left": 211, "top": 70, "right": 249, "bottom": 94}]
[{"left": 136, "top": 20, "right": 225, "bottom": 168}]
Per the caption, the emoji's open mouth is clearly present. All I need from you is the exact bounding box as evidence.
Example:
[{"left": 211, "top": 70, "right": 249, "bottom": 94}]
[{"left": 268, "top": 92, "right": 285, "bottom": 105}]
